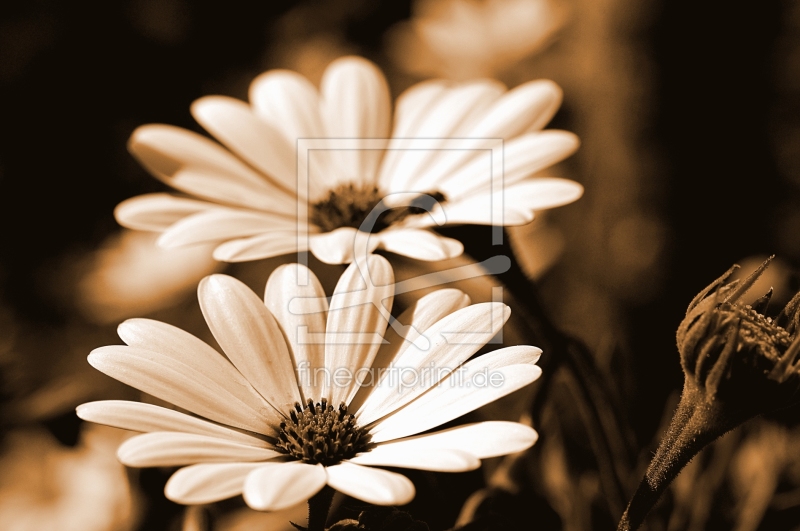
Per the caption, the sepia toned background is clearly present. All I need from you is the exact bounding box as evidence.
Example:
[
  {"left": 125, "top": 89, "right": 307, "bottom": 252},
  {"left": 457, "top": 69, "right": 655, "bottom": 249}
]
[{"left": 1, "top": 0, "right": 800, "bottom": 529}]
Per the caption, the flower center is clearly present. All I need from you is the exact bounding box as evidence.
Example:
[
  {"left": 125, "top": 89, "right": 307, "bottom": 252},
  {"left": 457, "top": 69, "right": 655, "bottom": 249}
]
[
  {"left": 721, "top": 302, "right": 793, "bottom": 360},
  {"left": 310, "top": 183, "right": 446, "bottom": 234},
  {"left": 275, "top": 399, "right": 373, "bottom": 466}
]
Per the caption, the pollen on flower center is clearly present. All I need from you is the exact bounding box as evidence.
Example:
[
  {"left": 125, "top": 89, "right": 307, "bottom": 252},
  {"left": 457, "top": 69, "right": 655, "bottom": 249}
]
[
  {"left": 274, "top": 399, "right": 373, "bottom": 466},
  {"left": 310, "top": 183, "right": 446, "bottom": 234}
]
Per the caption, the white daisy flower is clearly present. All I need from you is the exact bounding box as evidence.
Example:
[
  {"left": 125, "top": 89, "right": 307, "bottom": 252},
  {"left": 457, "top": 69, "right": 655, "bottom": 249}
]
[
  {"left": 115, "top": 56, "right": 582, "bottom": 265},
  {"left": 77, "top": 255, "right": 542, "bottom": 513}
]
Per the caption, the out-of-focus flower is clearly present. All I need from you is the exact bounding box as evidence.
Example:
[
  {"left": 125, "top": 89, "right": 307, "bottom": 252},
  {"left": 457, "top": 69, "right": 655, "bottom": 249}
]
[
  {"left": 618, "top": 257, "right": 800, "bottom": 531},
  {"left": 0, "top": 424, "right": 138, "bottom": 531},
  {"left": 77, "top": 229, "right": 220, "bottom": 323},
  {"left": 116, "top": 56, "right": 581, "bottom": 265},
  {"left": 78, "top": 256, "right": 541, "bottom": 515},
  {"left": 387, "top": 0, "right": 565, "bottom": 80}
]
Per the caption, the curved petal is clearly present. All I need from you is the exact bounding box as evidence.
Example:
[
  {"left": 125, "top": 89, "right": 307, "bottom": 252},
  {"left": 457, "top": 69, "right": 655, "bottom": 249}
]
[
  {"left": 436, "top": 131, "right": 580, "bottom": 201},
  {"left": 118, "top": 432, "right": 281, "bottom": 467},
  {"left": 356, "top": 303, "right": 510, "bottom": 425},
  {"left": 326, "top": 462, "right": 415, "bottom": 505},
  {"left": 212, "top": 232, "right": 304, "bottom": 262},
  {"left": 324, "top": 256, "right": 394, "bottom": 405},
  {"left": 199, "top": 275, "right": 302, "bottom": 410},
  {"left": 370, "top": 346, "right": 542, "bottom": 442},
  {"left": 374, "top": 421, "right": 538, "bottom": 459},
  {"left": 265, "top": 264, "right": 328, "bottom": 402},
  {"left": 348, "top": 289, "right": 471, "bottom": 413},
  {"left": 250, "top": 69, "right": 323, "bottom": 141},
  {"left": 243, "top": 462, "right": 327, "bottom": 511},
  {"left": 114, "top": 193, "right": 212, "bottom": 232},
  {"left": 191, "top": 96, "right": 296, "bottom": 194},
  {"left": 321, "top": 57, "right": 391, "bottom": 188},
  {"left": 349, "top": 446, "right": 479, "bottom": 472},
  {"left": 308, "top": 228, "right": 380, "bottom": 265},
  {"left": 165, "top": 463, "right": 262, "bottom": 504},
  {"left": 417, "top": 177, "right": 583, "bottom": 228},
  {"left": 157, "top": 209, "right": 299, "bottom": 249},
  {"left": 88, "top": 345, "right": 278, "bottom": 434},
  {"left": 379, "top": 81, "right": 506, "bottom": 193},
  {"left": 375, "top": 229, "right": 464, "bottom": 261},
  {"left": 470, "top": 79, "right": 562, "bottom": 137},
  {"left": 128, "top": 124, "right": 276, "bottom": 192},
  {"left": 76, "top": 400, "right": 269, "bottom": 447}
]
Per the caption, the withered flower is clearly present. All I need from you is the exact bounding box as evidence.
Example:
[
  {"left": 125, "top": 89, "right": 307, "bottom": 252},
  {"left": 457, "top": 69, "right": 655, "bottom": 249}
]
[{"left": 618, "top": 257, "right": 800, "bottom": 531}]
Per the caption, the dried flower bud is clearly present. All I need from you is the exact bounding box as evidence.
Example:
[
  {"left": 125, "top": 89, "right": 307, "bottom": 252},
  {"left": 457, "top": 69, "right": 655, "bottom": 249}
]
[{"left": 677, "top": 257, "right": 800, "bottom": 414}]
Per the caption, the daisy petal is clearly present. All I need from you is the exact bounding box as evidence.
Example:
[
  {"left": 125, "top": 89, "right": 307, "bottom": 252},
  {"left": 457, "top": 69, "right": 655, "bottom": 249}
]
[
  {"left": 88, "top": 345, "right": 277, "bottom": 434},
  {"left": 114, "top": 193, "right": 212, "bottom": 232},
  {"left": 76, "top": 400, "right": 269, "bottom": 447},
  {"left": 324, "top": 255, "right": 394, "bottom": 405},
  {"left": 436, "top": 131, "right": 580, "bottom": 201},
  {"left": 374, "top": 421, "right": 538, "bottom": 459},
  {"left": 212, "top": 232, "right": 304, "bottom": 262},
  {"left": 128, "top": 124, "right": 274, "bottom": 193},
  {"left": 199, "top": 275, "right": 302, "bottom": 410},
  {"left": 321, "top": 57, "right": 391, "bottom": 188},
  {"left": 265, "top": 264, "right": 328, "bottom": 402},
  {"left": 166, "top": 463, "right": 261, "bottom": 504},
  {"left": 250, "top": 69, "right": 323, "bottom": 141},
  {"left": 370, "top": 346, "right": 542, "bottom": 442},
  {"left": 356, "top": 302, "right": 510, "bottom": 425},
  {"left": 118, "top": 432, "right": 280, "bottom": 467},
  {"left": 470, "top": 79, "right": 563, "bottom": 137},
  {"left": 349, "top": 446, "right": 479, "bottom": 472},
  {"left": 425, "top": 177, "right": 583, "bottom": 227},
  {"left": 168, "top": 168, "right": 297, "bottom": 213},
  {"left": 157, "top": 209, "right": 298, "bottom": 249},
  {"left": 380, "top": 81, "right": 506, "bottom": 193},
  {"left": 375, "top": 229, "right": 464, "bottom": 261},
  {"left": 243, "top": 462, "right": 327, "bottom": 511},
  {"left": 326, "top": 462, "right": 415, "bottom": 506},
  {"left": 348, "top": 289, "right": 471, "bottom": 413},
  {"left": 308, "top": 228, "right": 380, "bottom": 265},
  {"left": 191, "top": 96, "right": 296, "bottom": 194}
]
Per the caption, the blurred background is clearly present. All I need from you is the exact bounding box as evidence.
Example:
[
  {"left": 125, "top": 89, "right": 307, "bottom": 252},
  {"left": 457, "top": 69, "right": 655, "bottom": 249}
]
[{"left": 1, "top": 0, "right": 800, "bottom": 529}]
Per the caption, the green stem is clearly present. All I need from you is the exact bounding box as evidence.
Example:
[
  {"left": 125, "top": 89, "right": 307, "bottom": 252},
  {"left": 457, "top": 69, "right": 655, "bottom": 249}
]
[{"left": 307, "top": 486, "right": 335, "bottom": 531}]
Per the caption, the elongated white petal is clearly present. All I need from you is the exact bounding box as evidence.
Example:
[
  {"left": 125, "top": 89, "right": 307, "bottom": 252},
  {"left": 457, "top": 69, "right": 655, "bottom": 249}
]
[
  {"left": 380, "top": 81, "right": 505, "bottom": 193},
  {"left": 375, "top": 229, "right": 463, "bottom": 261},
  {"left": 471, "top": 79, "right": 562, "bottom": 137},
  {"left": 436, "top": 131, "right": 580, "bottom": 201},
  {"left": 212, "top": 232, "right": 304, "bottom": 262},
  {"left": 114, "top": 194, "right": 212, "bottom": 232},
  {"left": 374, "top": 421, "right": 538, "bottom": 459},
  {"left": 250, "top": 69, "right": 323, "bottom": 141},
  {"left": 118, "top": 432, "right": 280, "bottom": 467},
  {"left": 243, "top": 462, "right": 327, "bottom": 511},
  {"left": 321, "top": 57, "right": 391, "bottom": 188},
  {"left": 168, "top": 168, "right": 297, "bottom": 213},
  {"left": 357, "top": 303, "right": 510, "bottom": 425},
  {"left": 324, "top": 256, "right": 394, "bottom": 405},
  {"left": 326, "top": 462, "right": 415, "bottom": 505},
  {"left": 89, "top": 345, "right": 278, "bottom": 434},
  {"left": 191, "top": 96, "right": 296, "bottom": 194},
  {"left": 370, "top": 346, "right": 542, "bottom": 442},
  {"left": 166, "top": 463, "right": 261, "bottom": 504},
  {"left": 308, "top": 228, "right": 380, "bottom": 265},
  {"left": 349, "top": 446, "right": 479, "bottom": 472},
  {"left": 348, "top": 289, "right": 470, "bottom": 413},
  {"left": 128, "top": 124, "right": 275, "bottom": 193},
  {"left": 418, "top": 177, "right": 583, "bottom": 228},
  {"left": 199, "top": 275, "right": 301, "bottom": 410},
  {"left": 158, "top": 209, "right": 298, "bottom": 249},
  {"left": 265, "top": 264, "right": 328, "bottom": 402},
  {"left": 76, "top": 400, "right": 269, "bottom": 447}
]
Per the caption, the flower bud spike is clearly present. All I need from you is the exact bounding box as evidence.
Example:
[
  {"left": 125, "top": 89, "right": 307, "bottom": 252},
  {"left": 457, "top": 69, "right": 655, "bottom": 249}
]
[
  {"left": 705, "top": 320, "right": 740, "bottom": 400},
  {"left": 750, "top": 288, "right": 773, "bottom": 315},
  {"left": 687, "top": 264, "right": 740, "bottom": 313},
  {"left": 723, "top": 256, "right": 774, "bottom": 304}
]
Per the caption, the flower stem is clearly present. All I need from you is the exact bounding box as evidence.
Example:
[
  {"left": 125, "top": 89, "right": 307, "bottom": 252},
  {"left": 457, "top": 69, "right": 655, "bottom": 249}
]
[
  {"left": 307, "top": 486, "right": 335, "bottom": 531},
  {"left": 616, "top": 384, "right": 736, "bottom": 531}
]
